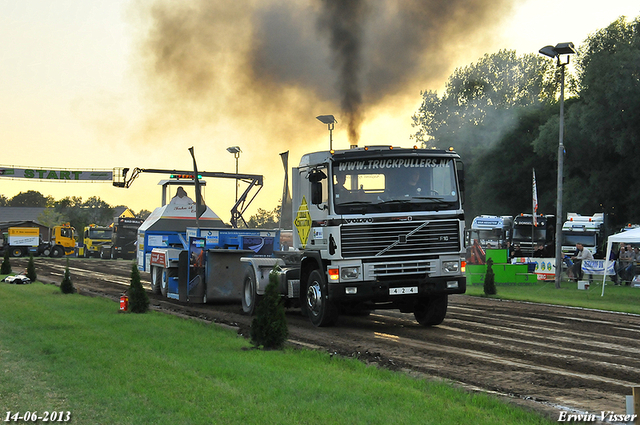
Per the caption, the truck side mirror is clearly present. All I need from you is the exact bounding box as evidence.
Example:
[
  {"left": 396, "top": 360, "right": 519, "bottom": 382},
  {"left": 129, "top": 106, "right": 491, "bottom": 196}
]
[
  {"left": 311, "top": 181, "right": 323, "bottom": 205},
  {"left": 308, "top": 168, "right": 326, "bottom": 205}
]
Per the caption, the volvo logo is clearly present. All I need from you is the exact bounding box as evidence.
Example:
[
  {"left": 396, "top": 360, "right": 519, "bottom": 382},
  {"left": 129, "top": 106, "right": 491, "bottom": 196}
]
[{"left": 345, "top": 218, "right": 374, "bottom": 224}]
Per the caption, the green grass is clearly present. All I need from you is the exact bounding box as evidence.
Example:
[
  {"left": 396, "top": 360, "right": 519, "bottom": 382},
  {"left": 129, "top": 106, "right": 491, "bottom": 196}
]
[
  {"left": 0, "top": 281, "right": 554, "bottom": 425},
  {"left": 466, "top": 277, "right": 640, "bottom": 314}
]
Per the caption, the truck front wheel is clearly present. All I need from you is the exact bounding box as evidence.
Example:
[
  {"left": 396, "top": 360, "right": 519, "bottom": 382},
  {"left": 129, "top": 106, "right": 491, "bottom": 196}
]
[
  {"left": 304, "top": 269, "right": 338, "bottom": 327},
  {"left": 50, "top": 246, "right": 64, "bottom": 258},
  {"left": 242, "top": 267, "right": 262, "bottom": 315},
  {"left": 414, "top": 294, "right": 448, "bottom": 326}
]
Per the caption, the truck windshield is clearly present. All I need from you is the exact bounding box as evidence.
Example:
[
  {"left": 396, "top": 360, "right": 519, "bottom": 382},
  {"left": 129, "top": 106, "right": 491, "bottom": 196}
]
[
  {"left": 88, "top": 229, "right": 111, "bottom": 239},
  {"left": 512, "top": 227, "right": 547, "bottom": 242},
  {"left": 332, "top": 157, "right": 459, "bottom": 214},
  {"left": 562, "top": 233, "right": 596, "bottom": 247}
]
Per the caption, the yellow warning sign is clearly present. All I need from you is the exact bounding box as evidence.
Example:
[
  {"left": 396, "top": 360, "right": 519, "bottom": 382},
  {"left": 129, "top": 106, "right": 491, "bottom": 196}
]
[{"left": 294, "top": 196, "right": 311, "bottom": 248}]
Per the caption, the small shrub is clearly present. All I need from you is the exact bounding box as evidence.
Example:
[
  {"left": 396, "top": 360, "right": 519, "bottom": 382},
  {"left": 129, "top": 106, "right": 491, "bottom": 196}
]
[
  {"left": 128, "top": 262, "right": 149, "bottom": 313},
  {"left": 26, "top": 254, "right": 37, "bottom": 283},
  {"left": 484, "top": 258, "right": 497, "bottom": 296},
  {"left": 1, "top": 250, "right": 11, "bottom": 274},
  {"left": 60, "top": 258, "right": 75, "bottom": 294},
  {"left": 250, "top": 266, "right": 288, "bottom": 349}
]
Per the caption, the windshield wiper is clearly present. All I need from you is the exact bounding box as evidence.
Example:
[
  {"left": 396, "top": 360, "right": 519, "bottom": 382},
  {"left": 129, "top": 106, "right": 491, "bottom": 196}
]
[
  {"left": 336, "top": 200, "right": 383, "bottom": 212},
  {"left": 379, "top": 196, "right": 449, "bottom": 204},
  {"left": 411, "top": 196, "right": 448, "bottom": 204}
]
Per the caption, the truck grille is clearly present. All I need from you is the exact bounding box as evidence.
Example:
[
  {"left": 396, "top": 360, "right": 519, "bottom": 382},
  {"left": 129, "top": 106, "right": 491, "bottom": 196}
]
[{"left": 340, "top": 219, "right": 460, "bottom": 259}]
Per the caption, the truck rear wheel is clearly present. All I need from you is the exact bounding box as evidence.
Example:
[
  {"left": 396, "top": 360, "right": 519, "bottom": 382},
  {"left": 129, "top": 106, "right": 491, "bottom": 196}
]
[
  {"left": 10, "top": 247, "right": 25, "bottom": 257},
  {"left": 160, "top": 268, "right": 168, "bottom": 297},
  {"left": 304, "top": 269, "right": 338, "bottom": 327},
  {"left": 241, "top": 267, "right": 262, "bottom": 315},
  {"left": 414, "top": 294, "right": 448, "bottom": 326},
  {"left": 151, "top": 266, "right": 162, "bottom": 295}
]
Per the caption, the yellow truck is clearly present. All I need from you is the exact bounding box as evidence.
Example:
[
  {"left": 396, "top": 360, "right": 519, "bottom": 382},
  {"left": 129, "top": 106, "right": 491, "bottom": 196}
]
[
  {"left": 79, "top": 225, "right": 112, "bottom": 258},
  {"left": 1, "top": 224, "right": 76, "bottom": 258}
]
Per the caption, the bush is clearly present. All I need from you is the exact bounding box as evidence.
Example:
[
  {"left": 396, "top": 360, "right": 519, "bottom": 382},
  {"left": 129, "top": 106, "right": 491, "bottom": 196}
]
[
  {"left": 26, "top": 254, "right": 37, "bottom": 283},
  {"left": 1, "top": 250, "right": 11, "bottom": 274},
  {"left": 250, "top": 266, "right": 288, "bottom": 349},
  {"left": 484, "top": 258, "right": 497, "bottom": 296},
  {"left": 60, "top": 258, "right": 75, "bottom": 294},
  {"left": 128, "top": 262, "right": 149, "bottom": 313}
]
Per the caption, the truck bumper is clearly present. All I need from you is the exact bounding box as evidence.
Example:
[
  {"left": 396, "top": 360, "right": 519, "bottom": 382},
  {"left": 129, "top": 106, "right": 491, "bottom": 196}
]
[{"left": 326, "top": 275, "right": 466, "bottom": 303}]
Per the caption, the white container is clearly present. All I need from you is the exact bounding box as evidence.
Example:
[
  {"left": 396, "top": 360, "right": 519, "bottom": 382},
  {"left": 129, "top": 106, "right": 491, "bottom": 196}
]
[{"left": 578, "top": 281, "right": 590, "bottom": 290}]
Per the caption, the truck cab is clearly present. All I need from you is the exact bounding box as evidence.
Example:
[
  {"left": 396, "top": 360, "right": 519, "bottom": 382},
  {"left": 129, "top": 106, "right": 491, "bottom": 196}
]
[
  {"left": 561, "top": 213, "right": 605, "bottom": 258},
  {"left": 467, "top": 215, "right": 513, "bottom": 249},
  {"left": 289, "top": 146, "right": 466, "bottom": 326},
  {"left": 81, "top": 225, "right": 112, "bottom": 258},
  {"left": 511, "top": 214, "right": 555, "bottom": 257}
]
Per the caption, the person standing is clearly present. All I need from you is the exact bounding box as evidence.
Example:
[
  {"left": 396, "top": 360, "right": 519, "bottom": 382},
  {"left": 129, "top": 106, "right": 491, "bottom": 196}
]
[{"left": 571, "top": 243, "right": 593, "bottom": 282}]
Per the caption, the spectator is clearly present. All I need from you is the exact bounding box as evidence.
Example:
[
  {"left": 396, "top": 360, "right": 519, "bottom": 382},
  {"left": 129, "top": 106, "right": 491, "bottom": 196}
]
[
  {"left": 571, "top": 242, "right": 593, "bottom": 282},
  {"left": 619, "top": 244, "right": 635, "bottom": 284},
  {"left": 512, "top": 244, "right": 523, "bottom": 258},
  {"left": 533, "top": 243, "right": 545, "bottom": 258}
]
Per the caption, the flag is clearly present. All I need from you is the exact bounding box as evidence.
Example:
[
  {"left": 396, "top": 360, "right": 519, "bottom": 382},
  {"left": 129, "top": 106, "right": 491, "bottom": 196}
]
[
  {"left": 532, "top": 169, "right": 538, "bottom": 227},
  {"left": 280, "top": 151, "right": 292, "bottom": 229},
  {"left": 188, "top": 147, "right": 206, "bottom": 220}
]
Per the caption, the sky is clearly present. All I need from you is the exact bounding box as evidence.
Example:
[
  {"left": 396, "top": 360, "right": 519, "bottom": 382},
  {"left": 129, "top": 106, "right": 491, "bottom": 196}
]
[{"left": 1, "top": 0, "right": 638, "bottom": 224}]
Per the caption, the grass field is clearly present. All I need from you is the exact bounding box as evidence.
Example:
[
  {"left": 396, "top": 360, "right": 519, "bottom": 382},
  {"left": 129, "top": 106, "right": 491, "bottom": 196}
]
[
  {"left": 0, "top": 280, "right": 556, "bottom": 425},
  {"left": 466, "top": 277, "right": 640, "bottom": 315}
]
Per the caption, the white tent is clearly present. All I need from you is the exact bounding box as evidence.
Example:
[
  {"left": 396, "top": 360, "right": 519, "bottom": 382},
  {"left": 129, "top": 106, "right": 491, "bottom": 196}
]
[{"left": 601, "top": 227, "right": 640, "bottom": 295}]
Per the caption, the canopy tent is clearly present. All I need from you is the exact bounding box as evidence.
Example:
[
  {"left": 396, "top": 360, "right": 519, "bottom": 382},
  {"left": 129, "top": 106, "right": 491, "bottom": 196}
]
[{"left": 601, "top": 227, "right": 640, "bottom": 295}]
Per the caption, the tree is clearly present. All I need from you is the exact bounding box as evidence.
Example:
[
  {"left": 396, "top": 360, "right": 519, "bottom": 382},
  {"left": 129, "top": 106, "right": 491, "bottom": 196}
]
[
  {"left": 37, "top": 208, "right": 67, "bottom": 228},
  {"left": 250, "top": 266, "right": 288, "bottom": 349},
  {"left": 532, "top": 16, "right": 640, "bottom": 227},
  {"left": 60, "top": 259, "right": 75, "bottom": 294},
  {"left": 0, "top": 195, "right": 7, "bottom": 207},
  {"left": 1, "top": 250, "right": 11, "bottom": 274},
  {"left": 136, "top": 209, "right": 152, "bottom": 220},
  {"left": 54, "top": 196, "right": 115, "bottom": 232},
  {"left": 26, "top": 254, "right": 37, "bottom": 283},
  {"left": 245, "top": 205, "right": 281, "bottom": 229},
  {"left": 411, "top": 50, "right": 558, "bottom": 221},
  {"left": 8, "top": 190, "right": 53, "bottom": 207},
  {"left": 411, "top": 50, "right": 557, "bottom": 150},
  {"left": 127, "top": 262, "right": 149, "bottom": 313}
]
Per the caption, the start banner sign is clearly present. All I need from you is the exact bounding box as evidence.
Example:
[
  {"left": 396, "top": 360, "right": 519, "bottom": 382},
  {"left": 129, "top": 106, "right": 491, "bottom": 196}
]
[{"left": 0, "top": 167, "right": 112, "bottom": 181}]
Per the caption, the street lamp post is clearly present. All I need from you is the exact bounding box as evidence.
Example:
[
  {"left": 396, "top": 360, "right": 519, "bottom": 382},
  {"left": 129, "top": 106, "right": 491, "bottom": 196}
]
[
  {"left": 226, "top": 146, "right": 241, "bottom": 203},
  {"left": 539, "top": 42, "right": 576, "bottom": 289},
  {"left": 316, "top": 115, "right": 337, "bottom": 150}
]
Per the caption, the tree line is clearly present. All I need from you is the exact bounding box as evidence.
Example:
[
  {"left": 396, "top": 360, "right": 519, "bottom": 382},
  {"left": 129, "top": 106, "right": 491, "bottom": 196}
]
[
  {"left": 0, "top": 190, "right": 151, "bottom": 234},
  {"left": 411, "top": 16, "right": 640, "bottom": 231}
]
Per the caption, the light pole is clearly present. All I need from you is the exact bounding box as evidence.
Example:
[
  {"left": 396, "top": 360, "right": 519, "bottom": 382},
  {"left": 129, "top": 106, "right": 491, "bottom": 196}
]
[
  {"left": 227, "top": 146, "right": 241, "bottom": 203},
  {"left": 539, "top": 42, "right": 576, "bottom": 289},
  {"left": 316, "top": 115, "right": 337, "bottom": 150}
]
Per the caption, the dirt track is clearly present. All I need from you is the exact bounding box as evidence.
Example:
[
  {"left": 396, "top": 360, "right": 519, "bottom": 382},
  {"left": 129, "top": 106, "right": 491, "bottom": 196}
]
[{"left": 13, "top": 257, "right": 640, "bottom": 422}]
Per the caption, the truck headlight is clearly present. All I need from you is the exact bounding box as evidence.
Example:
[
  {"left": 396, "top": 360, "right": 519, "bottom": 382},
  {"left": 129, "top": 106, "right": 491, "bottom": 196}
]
[
  {"left": 341, "top": 266, "right": 360, "bottom": 280},
  {"left": 442, "top": 261, "right": 459, "bottom": 273}
]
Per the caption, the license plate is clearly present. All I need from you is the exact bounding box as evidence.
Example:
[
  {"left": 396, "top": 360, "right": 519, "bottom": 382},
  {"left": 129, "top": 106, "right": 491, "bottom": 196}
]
[{"left": 389, "top": 286, "right": 418, "bottom": 295}]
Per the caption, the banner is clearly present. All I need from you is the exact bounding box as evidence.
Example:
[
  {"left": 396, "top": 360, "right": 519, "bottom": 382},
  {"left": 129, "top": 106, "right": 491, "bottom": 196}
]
[
  {"left": 582, "top": 260, "right": 616, "bottom": 276},
  {"left": 0, "top": 167, "right": 112, "bottom": 181}
]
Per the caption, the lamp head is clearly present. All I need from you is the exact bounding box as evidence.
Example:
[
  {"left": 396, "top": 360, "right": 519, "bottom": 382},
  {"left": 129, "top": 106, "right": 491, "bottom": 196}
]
[{"left": 316, "top": 115, "right": 337, "bottom": 125}]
